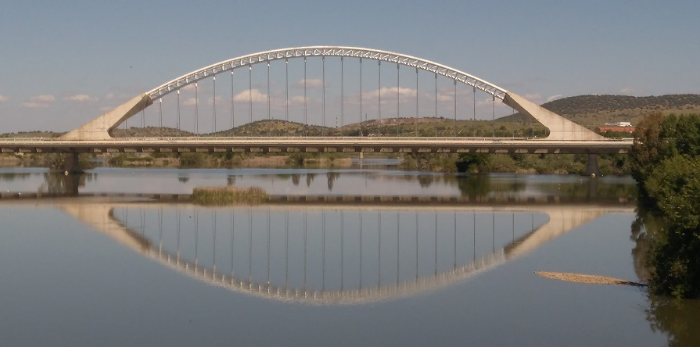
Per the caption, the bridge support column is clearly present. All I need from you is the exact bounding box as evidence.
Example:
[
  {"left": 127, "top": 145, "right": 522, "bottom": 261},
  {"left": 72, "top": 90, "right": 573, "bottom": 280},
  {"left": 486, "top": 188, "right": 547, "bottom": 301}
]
[
  {"left": 583, "top": 154, "right": 600, "bottom": 177},
  {"left": 63, "top": 153, "right": 84, "bottom": 175}
]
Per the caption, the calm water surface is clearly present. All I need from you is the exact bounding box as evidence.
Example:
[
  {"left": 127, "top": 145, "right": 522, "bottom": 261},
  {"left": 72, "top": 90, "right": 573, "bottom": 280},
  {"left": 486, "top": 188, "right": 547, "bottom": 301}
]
[{"left": 0, "top": 167, "right": 698, "bottom": 346}]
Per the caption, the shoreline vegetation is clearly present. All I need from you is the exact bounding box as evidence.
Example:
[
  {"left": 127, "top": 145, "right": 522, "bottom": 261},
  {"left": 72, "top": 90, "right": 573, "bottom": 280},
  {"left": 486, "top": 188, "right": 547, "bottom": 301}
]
[
  {"left": 0, "top": 152, "right": 630, "bottom": 175},
  {"left": 630, "top": 112, "right": 700, "bottom": 299},
  {"left": 193, "top": 186, "right": 268, "bottom": 205}
]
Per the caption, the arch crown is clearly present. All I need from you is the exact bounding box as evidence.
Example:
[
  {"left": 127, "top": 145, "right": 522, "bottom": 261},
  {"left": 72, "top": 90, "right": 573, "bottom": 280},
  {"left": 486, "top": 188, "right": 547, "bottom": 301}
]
[{"left": 147, "top": 46, "right": 508, "bottom": 100}]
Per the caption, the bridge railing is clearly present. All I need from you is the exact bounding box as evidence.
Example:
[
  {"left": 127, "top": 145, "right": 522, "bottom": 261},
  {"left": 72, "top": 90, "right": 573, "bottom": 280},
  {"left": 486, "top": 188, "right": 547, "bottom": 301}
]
[{"left": 0, "top": 136, "right": 552, "bottom": 142}]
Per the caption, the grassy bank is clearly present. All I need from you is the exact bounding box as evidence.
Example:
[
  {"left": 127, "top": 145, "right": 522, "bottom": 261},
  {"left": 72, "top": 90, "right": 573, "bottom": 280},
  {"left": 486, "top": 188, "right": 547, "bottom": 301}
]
[{"left": 193, "top": 186, "right": 268, "bottom": 205}]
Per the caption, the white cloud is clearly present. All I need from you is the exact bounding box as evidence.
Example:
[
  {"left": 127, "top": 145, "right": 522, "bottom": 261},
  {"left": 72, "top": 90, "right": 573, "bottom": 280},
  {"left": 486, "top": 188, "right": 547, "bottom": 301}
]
[
  {"left": 522, "top": 93, "right": 543, "bottom": 103},
  {"left": 21, "top": 94, "right": 56, "bottom": 108},
  {"left": 546, "top": 94, "right": 563, "bottom": 102},
  {"left": 361, "top": 87, "right": 418, "bottom": 102},
  {"left": 180, "top": 84, "right": 197, "bottom": 92},
  {"left": 182, "top": 97, "right": 198, "bottom": 106},
  {"left": 105, "top": 93, "right": 115, "bottom": 100},
  {"left": 297, "top": 79, "right": 324, "bottom": 88},
  {"left": 288, "top": 95, "right": 307, "bottom": 105},
  {"left": 30, "top": 94, "right": 55, "bottom": 102},
  {"left": 98, "top": 106, "right": 114, "bottom": 112},
  {"left": 0, "top": 95, "right": 7, "bottom": 102},
  {"left": 64, "top": 94, "right": 98, "bottom": 102},
  {"left": 233, "top": 89, "right": 268, "bottom": 103},
  {"left": 179, "top": 95, "right": 224, "bottom": 106},
  {"left": 206, "top": 95, "right": 223, "bottom": 105},
  {"left": 619, "top": 87, "right": 636, "bottom": 95},
  {"left": 21, "top": 101, "right": 49, "bottom": 109}
]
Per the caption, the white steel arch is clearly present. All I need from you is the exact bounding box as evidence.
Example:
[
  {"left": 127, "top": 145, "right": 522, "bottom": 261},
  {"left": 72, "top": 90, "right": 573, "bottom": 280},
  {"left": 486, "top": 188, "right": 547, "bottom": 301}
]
[
  {"left": 146, "top": 46, "right": 508, "bottom": 100},
  {"left": 60, "top": 46, "right": 605, "bottom": 141}
]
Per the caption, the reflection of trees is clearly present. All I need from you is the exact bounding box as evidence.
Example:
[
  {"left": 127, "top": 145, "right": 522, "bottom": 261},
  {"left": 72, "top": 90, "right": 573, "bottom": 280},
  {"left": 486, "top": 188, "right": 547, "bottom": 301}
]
[
  {"left": 632, "top": 211, "right": 700, "bottom": 346},
  {"left": 417, "top": 175, "right": 434, "bottom": 188},
  {"left": 538, "top": 180, "right": 637, "bottom": 201},
  {"left": 646, "top": 297, "right": 700, "bottom": 347},
  {"left": 40, "top": 173, "right": 92, "bottom": 196},
  {"left": 326, "top": 172, "right": 340, "bottom": 191},
  {"left": 0, "top": 172, "right": 32, "bottom": 182},
  {"left": 630, "top": 212, "right": 657, "bottom": 283},
  {"left": 291, "top": 174, "right": 300, "bottom": 186},
  {"left": 178, "top": 176, "right": 190, "bottom": 183},
  {"left": 456, "top": 175, "right": 491, "bottom": 200},
  {"left": 306, "top": 173, "right": 315, "bottom": 187},
  {"left": 227, "top": 176, "right": 235, "bottom": 186}
]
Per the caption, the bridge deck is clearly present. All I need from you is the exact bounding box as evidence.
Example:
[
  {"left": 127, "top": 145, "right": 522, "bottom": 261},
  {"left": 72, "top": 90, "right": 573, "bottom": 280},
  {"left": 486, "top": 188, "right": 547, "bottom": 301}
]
[{"left": 0, "top": 137, "right": 632, "bottom": 155}]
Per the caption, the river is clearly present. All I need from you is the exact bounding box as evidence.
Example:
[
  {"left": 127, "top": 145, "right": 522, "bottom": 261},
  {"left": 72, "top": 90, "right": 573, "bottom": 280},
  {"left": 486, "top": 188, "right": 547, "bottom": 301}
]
[{"left": 0, "top": 166, "right": 698, "bottom": 346}]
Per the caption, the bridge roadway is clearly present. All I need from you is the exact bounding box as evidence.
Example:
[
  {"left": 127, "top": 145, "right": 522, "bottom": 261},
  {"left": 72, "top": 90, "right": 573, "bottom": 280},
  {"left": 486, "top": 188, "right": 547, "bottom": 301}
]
[{"left": 0, "top": 136, "right": 632, "bottom": 155}]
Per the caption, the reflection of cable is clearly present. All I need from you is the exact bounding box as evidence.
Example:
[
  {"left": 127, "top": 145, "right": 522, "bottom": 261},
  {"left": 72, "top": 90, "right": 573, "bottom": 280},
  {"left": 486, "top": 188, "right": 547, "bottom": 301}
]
[
  {"left": 231, "top": 209, "right": 236, "bottom": 279},
  {"left": 248, "top": 207, "right": 252, "bottom": 283},
  {"left": 415, "top": 212, "right": 419, "bottom": 282},
  {"left": 473, "top": 211, "right": 476, "bottom": 262},
  {"left": 194, "top": 209, "right": 199, "bottom": 267},
  {"left": 267, "top": 208, "right": 271, "bottom": 286},
  {"left": 434, "top": 212, "right": 437, "bottom": 276},
  {"left": 396, "top": 212, "right": 400, "bottom": 285},
  {"left": 359, "top": 212, "right": 363, "bottom": 290},
  {"left": 322, "top": 211, "right": 326, "bottom": 291},
  {"left": 378, "top": 211, "right": 382, "bottom": 287},
  {"left": 158, "top": 207, "right": 163, "bottom": 255},
  {"left": 213, "top": 210, "right": 217, "bottom": 273},
  {"left": 285, "top": 210, "right": 289, "bottom": 289},
  {"left": 453, "top": 211, "right": 457, "bottom": 269},
  {"left": 341, "top": 211, "right": 344, "bottom": 292},
  {"left": 303, "top": 210, "right": 307, "bottom": 291},
  {"left": 98, "top": 203, "right": 613, "bottom": 305}
]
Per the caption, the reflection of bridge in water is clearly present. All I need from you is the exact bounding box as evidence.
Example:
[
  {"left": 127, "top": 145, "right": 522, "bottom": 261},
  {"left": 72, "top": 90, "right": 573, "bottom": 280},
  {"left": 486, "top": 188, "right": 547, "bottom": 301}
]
[{"left": 12, "top": 198, "right": 634, "bottom": 305}]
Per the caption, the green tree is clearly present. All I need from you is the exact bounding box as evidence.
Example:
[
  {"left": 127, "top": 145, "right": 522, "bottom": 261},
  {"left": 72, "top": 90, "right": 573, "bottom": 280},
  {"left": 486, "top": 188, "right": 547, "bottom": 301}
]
[
  {"left": 630, "top": 112, "right": 700, "bottom": 298},
  {"left": 644, "top": 156, "right": 700, "bottom": 298},
  {"left": 455, "top": 153, "right": 490, "bottom": 173}
]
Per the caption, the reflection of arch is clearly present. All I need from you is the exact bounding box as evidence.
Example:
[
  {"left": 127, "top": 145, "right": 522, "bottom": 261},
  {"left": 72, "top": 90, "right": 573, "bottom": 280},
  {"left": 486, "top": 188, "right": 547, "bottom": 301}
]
[
  {"left": 59, "top": 46, "right": 603, "bottom": 141},
  {"left": 46, "top": 199, "right": 632, "bottom": 305}
]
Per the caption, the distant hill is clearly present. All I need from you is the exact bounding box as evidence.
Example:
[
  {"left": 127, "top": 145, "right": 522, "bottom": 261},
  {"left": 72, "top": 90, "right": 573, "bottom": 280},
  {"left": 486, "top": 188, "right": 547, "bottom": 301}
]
[
  {"left": 3, "top": 95, "right": 699, "bottom": 138},
  {"left": 501, "top": 94, "right": 700, "bottom": 128},
  {"left": 111, "top": 126, "right": 194, "bottom": 138}
]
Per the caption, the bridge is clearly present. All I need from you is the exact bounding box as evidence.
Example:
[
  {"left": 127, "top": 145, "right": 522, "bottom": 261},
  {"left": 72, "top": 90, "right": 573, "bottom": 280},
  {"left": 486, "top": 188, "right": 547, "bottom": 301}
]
[
  {"left": 0, "top": 46, "right": 632, "bottom": 172},
  {"left": 3, "top": 197, "right": 633, "bottom": 305}
]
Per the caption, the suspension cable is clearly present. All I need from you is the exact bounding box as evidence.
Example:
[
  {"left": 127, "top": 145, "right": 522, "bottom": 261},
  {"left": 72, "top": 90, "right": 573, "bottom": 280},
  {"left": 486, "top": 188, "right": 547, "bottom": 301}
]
[
  {"left": 397, "top": 63, "right": 400, "bottom": 137},
  {"left": 378, "top": 60, "right": 382, "bottom": 136},
  {"left": 195, "top": 82, "right": 199, "bottom": 134},
  {"left": 213, "top": 76, "right": 217, "bottom": 133},
  {"left": 341, "top": 56, "right": 344, "bottom": 136},
  {"left": 267, "top": 62, "right": 271, "bottom": 137},
  {"left": 415, "top": 68, "right": 419, "bottom": 136},
  {"left": 322, "top": 56, "right": 326, "bottom": 136},
  {"left": 231, "top": 69, "right": 236, "bottom": 136}
]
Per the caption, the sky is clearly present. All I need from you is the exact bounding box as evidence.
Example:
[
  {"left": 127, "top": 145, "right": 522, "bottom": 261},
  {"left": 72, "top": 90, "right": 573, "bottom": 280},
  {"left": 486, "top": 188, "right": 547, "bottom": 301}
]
[{"left": 1, "top": 0, "right": 699, "bottom": 133}]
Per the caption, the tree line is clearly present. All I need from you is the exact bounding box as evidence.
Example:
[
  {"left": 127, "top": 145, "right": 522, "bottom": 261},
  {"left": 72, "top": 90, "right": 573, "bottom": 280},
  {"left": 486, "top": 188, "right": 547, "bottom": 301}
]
[{"left": 631, "top": 111, "right": 700, "bottom": 298}]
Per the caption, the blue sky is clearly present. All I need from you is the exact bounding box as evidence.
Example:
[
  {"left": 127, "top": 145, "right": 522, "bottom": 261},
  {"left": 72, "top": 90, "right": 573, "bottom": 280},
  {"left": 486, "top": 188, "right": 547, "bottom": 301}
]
[{"left": 1, "top": 0, "right": 699, "bottom": 133}]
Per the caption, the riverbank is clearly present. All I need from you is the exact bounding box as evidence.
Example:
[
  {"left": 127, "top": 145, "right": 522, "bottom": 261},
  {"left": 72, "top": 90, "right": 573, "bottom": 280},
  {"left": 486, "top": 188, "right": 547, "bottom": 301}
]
[{"left": 0, "top": 152, "right": 630, "bottom": 175}]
